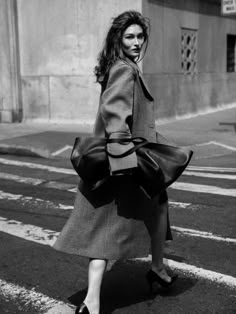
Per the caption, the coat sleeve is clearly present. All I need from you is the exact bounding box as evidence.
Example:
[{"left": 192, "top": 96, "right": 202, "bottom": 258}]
[{"left": 100, "top": 62, "right": 138, "bottom": 174}]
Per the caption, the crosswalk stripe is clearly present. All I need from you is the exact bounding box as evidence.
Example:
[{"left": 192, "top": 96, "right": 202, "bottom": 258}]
[
  {"left": 0, "top": 214, "right": 235, "bottom": 248},
  {"left": 171, "top": 182, "right": 236, "bottom": 197},
  {"left": 0, "top": 157, "right": 75, "bottom": 175},
  {"left": 0, "top": 172, "right": 44, "bottom": 185},
  {"left": 1, "top": 169, "right": 235, "bottom": 199},
  {"left": 0, "top": 171, "right": 77, "bottom": 192},
  {"left": 165, "top": 259, "right": 236, "bottom": 289},
  {"left": 0, "top": 158, "right": 235, "bottom": 196},
  {"left": 0, "top": 174, "right": 192, "bottom": 208},
  {"left": 172, "top": 226, "right": 236, "bottom": 243},
  {"left": 188, "top": 165, "right": 236, "bottom": 173},
  {"left": 0, "top": 278, "right": 66, "bottom": 313},
  {"left": 183, "top": 171, "right": 236, "bottom": 180},
  {"left": 0, "top": 190, "right": 73, "bottom": 210},
  {"left": 0, "top": 216, "right": 235, "bottom": 289},
  {"left": 1, "top": 157, "right": 235, "bottom": 177},
  {"left": 0, "top": 188, "right": 191, "bottom": 212},
  {"left": 0, "top": 216, "right": 59, "bottom": 245}
]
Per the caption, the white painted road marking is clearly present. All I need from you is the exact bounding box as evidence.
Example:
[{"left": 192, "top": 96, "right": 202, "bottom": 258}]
[
  {"left": 1, "top": 157, "right": 236, "bottom": 177},
  {"left": 196, "top": 141, "right": 236, "bottom": 152},
  {"left": 0, "top": 217, "right": 59, "bottom": 246},
  {"left": 0, "top": 278, "right": 66, "bottom": 313},
  {"left": 0, "top": 157, "right": 75, "bottom": 175},
  {"left": 0, "top": 157, "right": 236, "bottom": 196},
  {"left": 165, "top": 259, "right": 236, "bottom": 289},
  {"left": 0, "top": 216, "right": 235, "bottom": 290},
  {"left": 51, "top": 145, "right": 73, "bottom": 157},
  {"left": 0, "top": 190, "right": 73, "bottom": 210},
  {"left": 0, "top": 172, "right": 44, "bottom": 185},
  {"left": 172, "top": 226, "right": 236, "bottom": 243},
  {"left": 183, "top": 171, "right": 236, "bottom": 180},
  {"left": 0, "top": 213, "right": 235, "bottom": 246},
  {"left": 171, "top": 182, "right": 236, "bottom": 197},
  {"left": 188, "top": 165, "right": 236, "bottom": 173}
]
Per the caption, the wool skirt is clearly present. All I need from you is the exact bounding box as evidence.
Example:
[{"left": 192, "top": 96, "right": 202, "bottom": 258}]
[{"left": 53, "top": 176, "right": 171, "bottom": 260}]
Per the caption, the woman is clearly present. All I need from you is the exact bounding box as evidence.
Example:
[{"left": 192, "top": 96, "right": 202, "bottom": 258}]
[{"left": 54, "top": 10, "right": 177, "bottom": 314}]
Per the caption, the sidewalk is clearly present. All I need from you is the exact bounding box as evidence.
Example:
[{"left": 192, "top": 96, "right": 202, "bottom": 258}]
[{"left": 0, "top": 106, "right": 235, "bottom": 161}]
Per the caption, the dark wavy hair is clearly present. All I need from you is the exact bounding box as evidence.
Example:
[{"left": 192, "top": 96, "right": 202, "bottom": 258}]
[{"left": 94, "top": 11, "right": 150, "bottom": 83}]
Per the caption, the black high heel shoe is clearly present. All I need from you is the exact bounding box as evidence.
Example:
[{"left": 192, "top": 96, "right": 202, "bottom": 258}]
[
  {"left": 146, "top": 269, "right": 178, "bottom": 293},
  {"left": 75, "top": 303, "right": 90, "bottom": 314}
]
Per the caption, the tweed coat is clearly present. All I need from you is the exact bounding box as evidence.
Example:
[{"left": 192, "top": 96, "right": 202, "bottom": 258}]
[{"left": 53, "top": 56, "right": 172, "bottom": 260}]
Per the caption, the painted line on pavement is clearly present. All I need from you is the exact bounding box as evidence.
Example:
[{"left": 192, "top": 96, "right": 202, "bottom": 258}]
[
  {"left": 169, "top": 201, "right": 191, "bottom": 209},
  {"left": 0, "top": 172, "right": 77, "bottom": 192},
  {"left": 183, "top": 171, "right": 236, "bottom": 180},
  {"left": 165, "top": 259, "right": 236, "bottom": 289},
  {"left": 0, "top": 216, "right": 236, "bottom": 290},
  {"left": 170, "top": 182, "right": 236, "bottom": 197},
  {"left": 51, "top": 145, "right": 73, "bottom": 157},
  {"left": 0, "top": 157, "right": 75, "bottom": 175},
  {"left": 0, "top": 172, "right": 44, "bottom": 185},
  {"left": 0, "top": 190, "right": 73, "bottom": 211},
  {"left": 1, "top": 157, "right": 236, "bottom": 176},
  {"left": 0, "top": 157, "right": 235, "bottom": 196},
  {"left": 0, "top": 216, "right": 59, "bottom": 246},
  {"left": 0, "top": 188, "right": 189, "bottom": 211},
  {"left": 0, "top": 278, "right": 68, "bottom": 313},
  {"left": 172, "top": 226, "right": 236, "bottom": 243},
  {"left": 134, "top": 255, "right": 236, "bottom": 289},
  {"left": 0, "top": 217, "right": 235, "bottom": 289},
  {"left": 196, "top": 141, "right": 236, "bottom": 152},
  {"left": 0, "top": 173, "right": 192, "bottom": 209},
  {"left": 188, "top": 165, "right": 236, "bottom": 173},
  {"left": 0, "top": 214, "right": 235, "bottom": 247}
]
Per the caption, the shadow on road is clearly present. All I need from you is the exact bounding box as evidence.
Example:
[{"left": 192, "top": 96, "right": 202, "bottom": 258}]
[{"left": 68, "top": 260, "right": 197, "bottom": 313}]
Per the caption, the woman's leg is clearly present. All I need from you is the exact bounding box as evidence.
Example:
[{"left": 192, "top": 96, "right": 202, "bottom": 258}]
[
  {"left": 145, "top": 200, "right": 171, "bottom": 281},
  {"left": 83, "top": 258, "right": 107, "bottom": 314}
]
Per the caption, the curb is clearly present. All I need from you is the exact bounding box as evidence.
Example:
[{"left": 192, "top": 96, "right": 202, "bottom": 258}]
[{"left": 0, "top": 144, "right": 51, "bottom": 159}]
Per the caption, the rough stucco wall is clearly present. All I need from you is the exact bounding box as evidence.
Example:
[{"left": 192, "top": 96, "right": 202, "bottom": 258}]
[
  {"left": 0, "top": 0, "right": 11, "bottom": 121},
  {"left": 0, "top": 0, "right": 20, "bottom": 122},
  {"left": 18, "top": 0, "right": 142, "bottom": 122},
  {"left": 143, "top": 0, "right": 236, "bottom": 120}
]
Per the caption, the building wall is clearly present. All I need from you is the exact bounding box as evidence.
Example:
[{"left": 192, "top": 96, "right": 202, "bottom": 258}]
[
  {"left": 1, "top": 0, "right": 236, "bottom": 123},
  {"left": 17, "top": 0, "right": 142, "bottom": 122},
  {"left": 0, "top": 0, "right": 21, "bottom": 122},
  {"left": 143, "top": 0, "right": 236, "bottom": 120}
]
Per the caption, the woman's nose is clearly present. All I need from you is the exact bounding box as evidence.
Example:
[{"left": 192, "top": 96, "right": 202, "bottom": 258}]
[{"left": 134, "top": 37, "right": 139, "bottom": 46}]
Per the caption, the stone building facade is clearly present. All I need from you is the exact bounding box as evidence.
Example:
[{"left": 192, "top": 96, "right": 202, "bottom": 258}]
[{"left": 0, "top": 0, "right": 236, "bottom": 123}]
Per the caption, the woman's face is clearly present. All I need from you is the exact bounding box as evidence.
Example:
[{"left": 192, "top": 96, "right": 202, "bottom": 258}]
[{"left": 121, "top": 24, "right": 145, "bottom": 61}]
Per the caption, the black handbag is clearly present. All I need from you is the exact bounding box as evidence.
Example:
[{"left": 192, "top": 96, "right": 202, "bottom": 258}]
[{"left": 71, "top": 136, "right": 193, "bottom": 199}]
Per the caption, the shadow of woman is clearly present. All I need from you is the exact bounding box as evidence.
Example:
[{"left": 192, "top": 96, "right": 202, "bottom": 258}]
[{"left": 67, "top": 260, "right": 197, "bottom": 314}]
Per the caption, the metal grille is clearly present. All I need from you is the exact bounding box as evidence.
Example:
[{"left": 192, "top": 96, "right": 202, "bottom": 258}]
[
  {"left": 181, "top": 28, "right": 197, "bottom": 75},
  {"left": 227, "top": 34, "right": 236, "bottom": 72}
]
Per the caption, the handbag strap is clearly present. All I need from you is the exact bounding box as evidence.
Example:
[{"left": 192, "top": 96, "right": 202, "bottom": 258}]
[{"left": 106, "top": 137, "right": 148, "bottom": 158}]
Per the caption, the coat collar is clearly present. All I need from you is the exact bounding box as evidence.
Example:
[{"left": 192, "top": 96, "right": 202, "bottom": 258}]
[{"left": 121, "top": 56, "right": 154, "bottom": 101}]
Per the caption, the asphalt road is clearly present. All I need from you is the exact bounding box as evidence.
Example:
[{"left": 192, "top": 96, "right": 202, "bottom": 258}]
[{"left": 0, "top": 153, "right": 235, "bottom": 314}]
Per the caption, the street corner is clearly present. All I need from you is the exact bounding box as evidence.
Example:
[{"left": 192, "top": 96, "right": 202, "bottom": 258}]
[{"left": 189, "top": 141, "right": 236, "bottom": 160}]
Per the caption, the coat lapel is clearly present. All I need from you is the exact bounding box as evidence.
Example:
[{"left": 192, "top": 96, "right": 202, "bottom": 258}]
[
  {"left": 138, "top": 72, "right": 154, "bottom": 101},
  {"left": 122, "top": 56, "right": 154, "bottom": 101}
]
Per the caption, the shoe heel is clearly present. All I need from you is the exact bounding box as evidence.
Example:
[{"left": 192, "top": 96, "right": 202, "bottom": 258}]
[{"left": 146, "top": 269, "right": 178, "bottom": 293}]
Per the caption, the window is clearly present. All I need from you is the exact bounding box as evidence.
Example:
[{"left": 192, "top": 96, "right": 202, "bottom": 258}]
[
  {"left": 181, "top": 28, "right": 197, "bottom": 75},
  {"left": 227, "top": 34, "right": 236, "bottom": 72}
]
